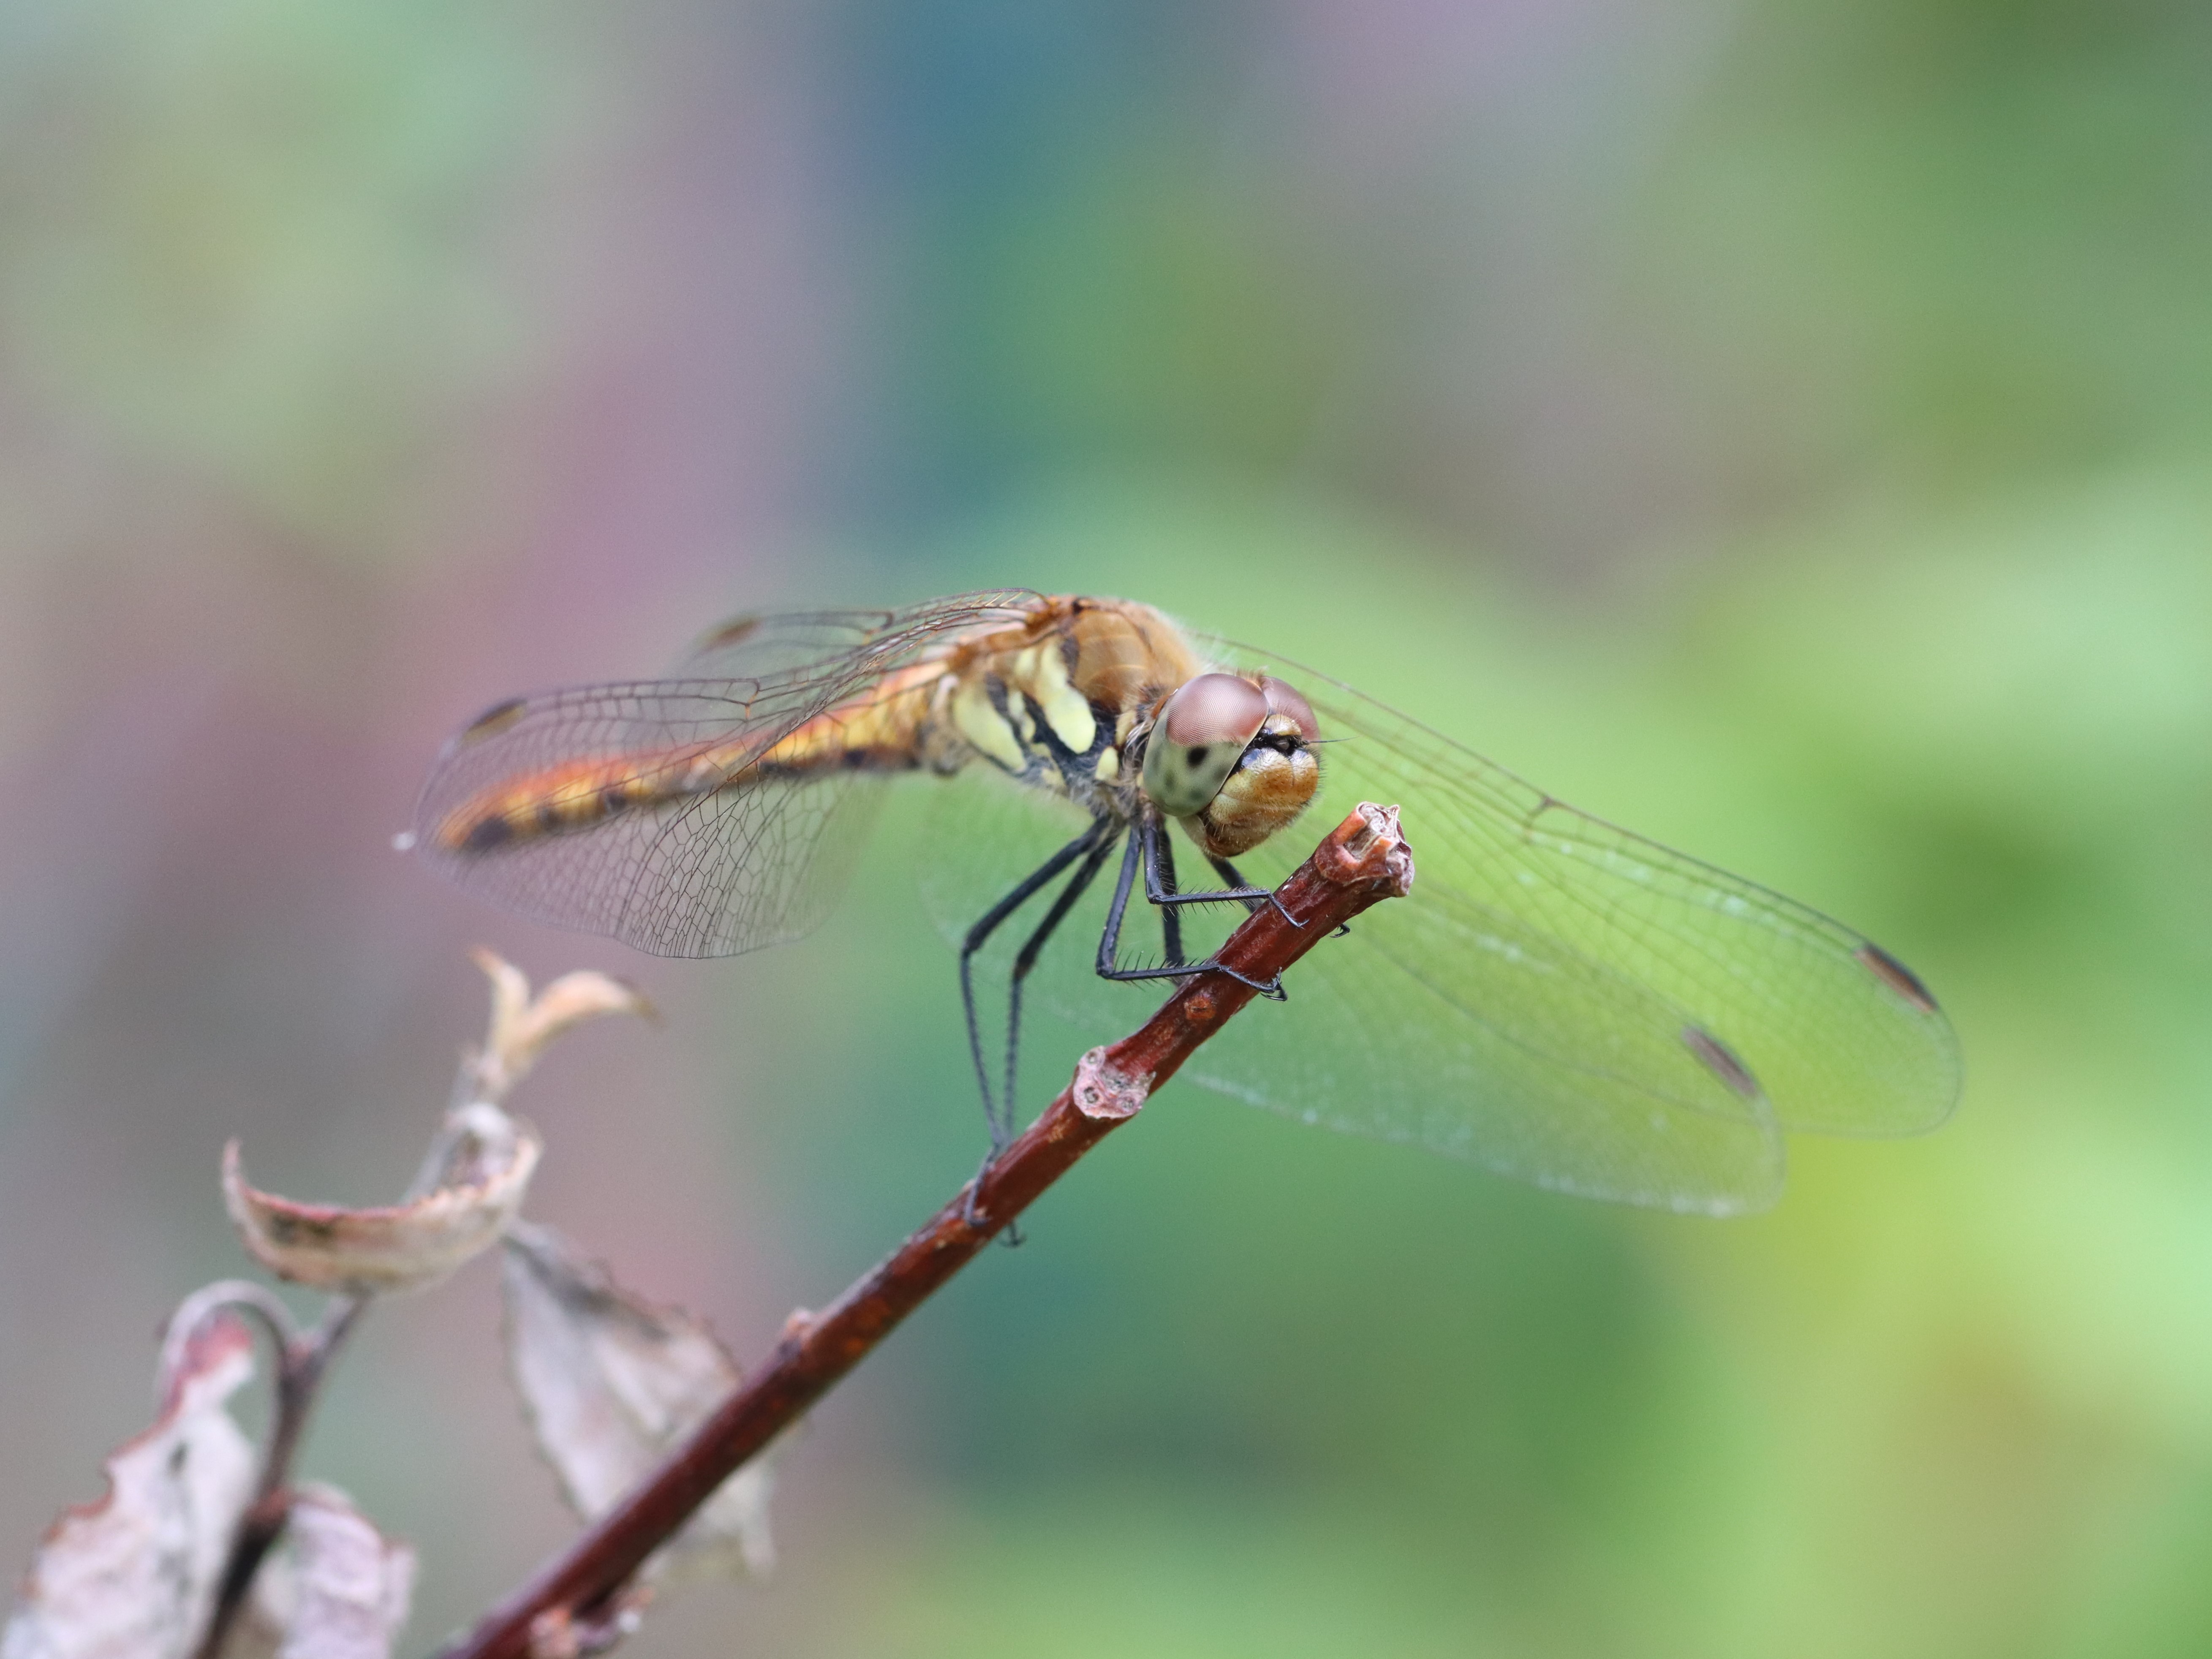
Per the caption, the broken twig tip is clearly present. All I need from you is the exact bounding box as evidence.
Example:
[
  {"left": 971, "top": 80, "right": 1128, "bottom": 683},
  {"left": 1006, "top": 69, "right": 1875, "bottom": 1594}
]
[{"left": 1318, "top": 802, "right": 1414, "bottom": 896}]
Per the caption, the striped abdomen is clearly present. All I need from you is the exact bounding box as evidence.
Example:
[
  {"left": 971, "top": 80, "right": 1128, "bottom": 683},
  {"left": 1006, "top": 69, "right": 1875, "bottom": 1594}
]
[{"left": 430, "top": 662, "right": 947, "bottom": 855}]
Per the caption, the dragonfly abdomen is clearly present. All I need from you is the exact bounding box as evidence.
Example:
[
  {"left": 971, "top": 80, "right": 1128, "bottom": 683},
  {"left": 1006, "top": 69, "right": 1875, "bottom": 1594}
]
[
  {"left": 434, "top": 678, "right": 947, "bottom": 856},
  {"left": 439, "top": 750, "right": 732, "bottom": 851}
]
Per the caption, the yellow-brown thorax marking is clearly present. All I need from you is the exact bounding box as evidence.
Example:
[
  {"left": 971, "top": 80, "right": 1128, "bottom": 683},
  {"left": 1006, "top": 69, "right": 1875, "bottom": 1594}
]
[{"left": 434, "top": 597, "right": 1203, "bottom": 855}]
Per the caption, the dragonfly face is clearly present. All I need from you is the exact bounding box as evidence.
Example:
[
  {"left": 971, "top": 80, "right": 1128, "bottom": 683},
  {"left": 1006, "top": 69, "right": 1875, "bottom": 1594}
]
[
  {"left": 408, "top": 589, "right": 1960, "bottom": 1216},
  {"left": 1141, "top": 672, "right": 1323, "bottom": 857}
]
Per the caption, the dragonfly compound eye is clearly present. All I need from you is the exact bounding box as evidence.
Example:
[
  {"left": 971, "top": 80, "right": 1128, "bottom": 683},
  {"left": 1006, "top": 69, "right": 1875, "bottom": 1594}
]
[
  {"left": 1143, "top": 673, "right": 1270, "bottom": 816},
  {"left": 1259, "top": 675, "right": 1319, "bottom": 741}
]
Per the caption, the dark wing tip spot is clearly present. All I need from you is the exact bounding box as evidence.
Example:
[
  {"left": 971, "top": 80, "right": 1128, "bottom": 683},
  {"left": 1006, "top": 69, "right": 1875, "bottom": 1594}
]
[
  {"left": 458, "top": 697, "right": 528, "bottom": 746},
  {"left": 1682, "top": 1025, "right": 1763, "bottom": 1101},
  {"left": 1856, "top": 943, "right": 1940, "bottom": 1014},
  {"left": 697, "top": 614, "right": 764, "bottom": 653}
]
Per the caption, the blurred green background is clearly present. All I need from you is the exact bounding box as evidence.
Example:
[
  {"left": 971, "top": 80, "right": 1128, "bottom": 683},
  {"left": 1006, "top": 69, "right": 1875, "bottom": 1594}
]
[{"left": 3, "top": 1, "right": 2209, "bottom": 1655}]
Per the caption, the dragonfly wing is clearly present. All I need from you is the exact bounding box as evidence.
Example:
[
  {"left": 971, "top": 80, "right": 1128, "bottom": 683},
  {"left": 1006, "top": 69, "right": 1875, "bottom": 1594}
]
[
  {"left": 410, "top": 592, "right": 1045, "bottom": 957},
  {"left": 1186, "top": 883, "right": 1787, "bottom": 1212},
  {"left": 672, "top": 590, "right": 1042, "bottom": 680},
  {"left": 1199, "top": 637, "right": 1963, "bottom": 1149},
  {"left": 611, "top": 764, "right": 890, "bottom": 957}
]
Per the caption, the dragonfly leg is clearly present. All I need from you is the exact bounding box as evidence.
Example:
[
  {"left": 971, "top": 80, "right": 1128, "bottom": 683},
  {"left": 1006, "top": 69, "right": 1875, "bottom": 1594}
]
[
  {"left": 1094, "top": 822, "right": 1145, "bottom": 978},
  {"left": 1208, "top": 851, "right": 1306, "bottom": 930},
  {"left": 1001, "top": 831, "right": 1118, "bottom": 1148},
  {"left": 1211, "top": 849, "right": 1345, "bottom": 937},
  {"left": 1152, "top": 837, "right": 1295, "bottom": 990},
  {"left": 1137, "top": 820, "right": 1277, "bottom": 915},
  {"left": 1151, "top": 819, "right": 1186, "bottom": 968},
  {"left": 1150, "top": 822, "right": 1283, "bottom": 997},
  {"left": 961, "top": 817, "right": 1116, "bottom": 1148},
  {"left": 960, "top": 1145, "right": 1009, "bottom": 1237},
  {"left": 1094, "top": 820, "right": 1287, "bottom": 1000}
]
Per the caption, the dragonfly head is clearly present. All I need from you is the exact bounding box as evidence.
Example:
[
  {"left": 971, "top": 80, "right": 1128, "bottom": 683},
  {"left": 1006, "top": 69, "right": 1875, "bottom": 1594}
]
[{"left": 1140, "top": 672, "right": 1322, "bottom": 857}]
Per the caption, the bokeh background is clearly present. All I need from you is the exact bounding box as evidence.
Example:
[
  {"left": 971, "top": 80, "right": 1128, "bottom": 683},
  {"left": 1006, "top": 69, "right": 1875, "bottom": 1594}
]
[{"left": 4, "top": 1, "right": 2210, "bottom": 1654}]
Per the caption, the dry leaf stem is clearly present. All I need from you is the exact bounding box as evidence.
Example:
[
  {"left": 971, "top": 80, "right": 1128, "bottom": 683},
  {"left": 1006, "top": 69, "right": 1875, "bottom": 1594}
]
[
  {"left": 441, "top": 802, "right": 1415, "bottom": 1659},
  {"left": 188, "top": 1290, "right": 368, "bottom": 1659}
]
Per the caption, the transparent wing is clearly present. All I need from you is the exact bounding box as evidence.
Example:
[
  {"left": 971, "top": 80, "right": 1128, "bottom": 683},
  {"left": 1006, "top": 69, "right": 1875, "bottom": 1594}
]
[
  {"left": 1191, "top": 639, "right": 1962, "bottom": 1197},
  {"left": 1187, "top": 895, "right": 1789, "bottom": 1213},
  {"left": 669, "top": 603, "right": 1009, "bottom": 680},
  {"left": 918, "top": 637, "right": 1959, "bottom": 1215},
  {"left": 410, "top": 591, "right": 1043, "bottom": 957}
]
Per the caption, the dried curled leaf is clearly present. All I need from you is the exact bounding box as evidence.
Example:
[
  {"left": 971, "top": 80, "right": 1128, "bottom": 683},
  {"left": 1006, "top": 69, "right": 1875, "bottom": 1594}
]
[
  {"left": 224, "top": 1104, "right": 540, "bottom": 1294},
  {"left": 266, "top": 1487, "right": 416, "bottom": 1659},
  {"left": 469, "top": 949, "right": 653, "bottom": 1102},
  {"left": 220, "top": 1485, "right": 416, "bottom": 1659},
  {"left": 502, "top": 1223, "right": 774, "bottom": 1586},
  {"left": 2, "top": 1307, "right": 258, "bottom": 1659}
]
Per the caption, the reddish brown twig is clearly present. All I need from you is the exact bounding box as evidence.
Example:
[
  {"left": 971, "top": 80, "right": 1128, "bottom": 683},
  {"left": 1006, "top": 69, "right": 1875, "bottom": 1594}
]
[{"left": 440, "top": 802, "right": 1414, "bottom": 1659}]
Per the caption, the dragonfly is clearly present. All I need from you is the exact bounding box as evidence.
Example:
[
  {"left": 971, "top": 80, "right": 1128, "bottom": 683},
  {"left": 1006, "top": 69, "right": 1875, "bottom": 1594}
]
[{"left": 404, "top": 590, "right": 1959, "bottom": 1215}]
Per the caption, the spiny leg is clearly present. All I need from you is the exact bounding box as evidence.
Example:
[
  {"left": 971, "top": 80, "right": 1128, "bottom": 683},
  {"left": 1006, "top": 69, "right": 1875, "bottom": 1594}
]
[
  {"left": 961, "top": 818, "right": 1113, "bottom": 1142},
  {"left": 1209, "top": 849, "right": 1334, "bottom": 934},
  {"left": 1152, "top": 828, "right": 1288, "bottom": 960},
  {"left": 1094, "top": 818, "right": 1286, "bottom": 999},
  {"left": 1204, "top": 853, "right": 1264, "bottom": 911},
  {"left": 1138, "top": 819, "right": 1279, "bottom": 916},
  {"left": 1155, "top": 838, "right": 1298, "bottom": 955},
  {"left": 999, "top": 832, "right": 1118, "bottom": 1149},
  {"left": 1094, "top": 822, "right": 1144, "bottom": 980},
  {"left": 1143, "top": 817, "right": 1285, "bottom": 993},
  {"left": 1153, "top": 819, "right": 1185, "bottom": 968}
]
